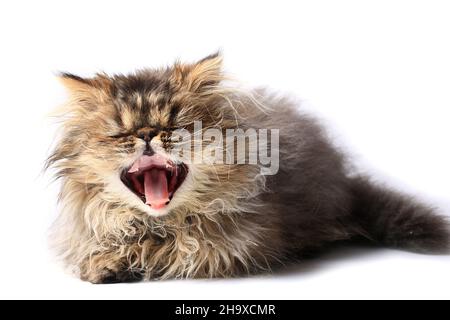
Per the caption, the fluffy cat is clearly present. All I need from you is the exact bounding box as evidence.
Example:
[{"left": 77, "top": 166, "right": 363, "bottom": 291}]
[{"left": 47, "top": 53, "right": 449, "bottom": 283}]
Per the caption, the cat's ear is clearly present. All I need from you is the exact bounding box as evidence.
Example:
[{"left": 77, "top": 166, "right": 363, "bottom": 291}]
[
  {"left": 171, "top": 52, "right": 224, "bottom": 93},
  {"left": 58, "top": 72, "right": 112, "bottom": 98}
]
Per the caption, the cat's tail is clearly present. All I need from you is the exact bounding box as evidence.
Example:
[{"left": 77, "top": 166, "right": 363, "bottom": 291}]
[{"left": 349, "top": 176, "right": 450, "bottom": 253}]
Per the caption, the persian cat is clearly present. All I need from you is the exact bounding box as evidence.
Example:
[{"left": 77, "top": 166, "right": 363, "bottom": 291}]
[{"left": 47, "top": 53, "right": 449, "bottom": 283}]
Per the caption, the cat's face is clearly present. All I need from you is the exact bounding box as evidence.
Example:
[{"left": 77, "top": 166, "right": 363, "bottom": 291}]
[{"left": 49, "top": 54, "right": 255, "bottom": 217}]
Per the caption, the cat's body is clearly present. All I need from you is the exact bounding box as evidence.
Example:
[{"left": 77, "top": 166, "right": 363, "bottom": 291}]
[{"left": 48, "top": 54, "right": 449, "bottom": 283}]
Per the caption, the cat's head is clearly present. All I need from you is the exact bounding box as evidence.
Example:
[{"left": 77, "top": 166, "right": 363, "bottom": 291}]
[{"left": 48, "top": 54, "right": 263, "bottom": 217}]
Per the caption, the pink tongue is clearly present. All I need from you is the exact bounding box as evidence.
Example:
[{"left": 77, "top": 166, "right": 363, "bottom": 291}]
[{"left": 144, "top": 169, "right": 169, "bottom": 209}]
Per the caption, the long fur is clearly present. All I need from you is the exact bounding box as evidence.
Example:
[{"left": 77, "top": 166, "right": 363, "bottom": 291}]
[{"left": 47, "top": 54, "right": 450, "bottom": 283}]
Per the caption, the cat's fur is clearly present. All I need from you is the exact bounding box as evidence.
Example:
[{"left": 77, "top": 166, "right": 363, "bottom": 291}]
[{"left": 47, "top": 53, "right": 450, "bottom": 283}]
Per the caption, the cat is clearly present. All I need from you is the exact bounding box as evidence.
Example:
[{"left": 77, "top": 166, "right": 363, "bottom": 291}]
[{"left": 47, "top": 53, "right": 449, "bottom": 283}]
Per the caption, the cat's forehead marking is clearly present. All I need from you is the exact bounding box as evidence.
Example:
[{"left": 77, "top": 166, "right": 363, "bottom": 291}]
[
  {"left": 112, "top": 73, "right": 179, "bottom": 130},
  {"left": 147, "top": 91, "right": 160, "bottom": 106},
  {"left": 116, "top": 94, "right": 174, "bottom": 131},
  {"left": 148, "top": 106, "right": 168, "bottom": 128},
  {"left": 133, "top": 92, "right": 143, "bottom": 110},
  {"left": 120, "top": 108, "right": 135, "bottom": 130},
  {"left": 147, "top": 93, "right": 171, "bottom": 126}
]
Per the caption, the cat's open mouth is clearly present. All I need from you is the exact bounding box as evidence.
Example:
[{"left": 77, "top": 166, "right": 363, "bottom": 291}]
[{"left": 121, "top": 154, "right": 188, "bottom": 210}]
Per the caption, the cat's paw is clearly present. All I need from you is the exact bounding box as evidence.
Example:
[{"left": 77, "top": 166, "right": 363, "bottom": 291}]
[{"left": 82, "top": 267, "right": 144, "bottom": 284}]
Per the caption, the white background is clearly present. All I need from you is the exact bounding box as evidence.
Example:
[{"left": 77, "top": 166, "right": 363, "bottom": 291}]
[{"left": 0, "top": 0, "right": 449, "bottom": 299}]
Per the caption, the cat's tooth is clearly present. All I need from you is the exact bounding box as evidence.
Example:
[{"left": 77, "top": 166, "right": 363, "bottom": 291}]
[{"left": 128, "top": 167, "right": 139, "bottom": 173}]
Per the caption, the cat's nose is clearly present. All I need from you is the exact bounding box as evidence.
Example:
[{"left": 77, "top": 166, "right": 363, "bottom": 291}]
[
  {"left": 136, "top": 128, "right": 157, "bottom": 142},
  {"left": 136, "top": 128, "right": 157, "bottom": 156}
]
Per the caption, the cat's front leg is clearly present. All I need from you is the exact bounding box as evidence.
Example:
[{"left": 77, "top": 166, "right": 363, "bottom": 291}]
[{"left": 79, "top": 251, "right": 143, "bottom": 284}]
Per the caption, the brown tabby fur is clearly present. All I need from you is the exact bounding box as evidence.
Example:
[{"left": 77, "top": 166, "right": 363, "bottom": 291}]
[{"left": 47, "top": 53, "right": 450, "bottom": 283}]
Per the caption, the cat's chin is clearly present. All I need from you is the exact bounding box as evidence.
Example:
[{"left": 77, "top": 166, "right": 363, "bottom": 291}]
[
  {"left": 120, "top": 153, "right": 188, "bottom": 211},
  {"left": 142, "top": 205, "right": 171, "bottom": 217}
]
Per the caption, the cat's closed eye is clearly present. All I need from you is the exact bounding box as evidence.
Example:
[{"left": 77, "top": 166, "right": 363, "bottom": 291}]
[{"left": 110, "top": 132, "right": 132, "bottom": 139}]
